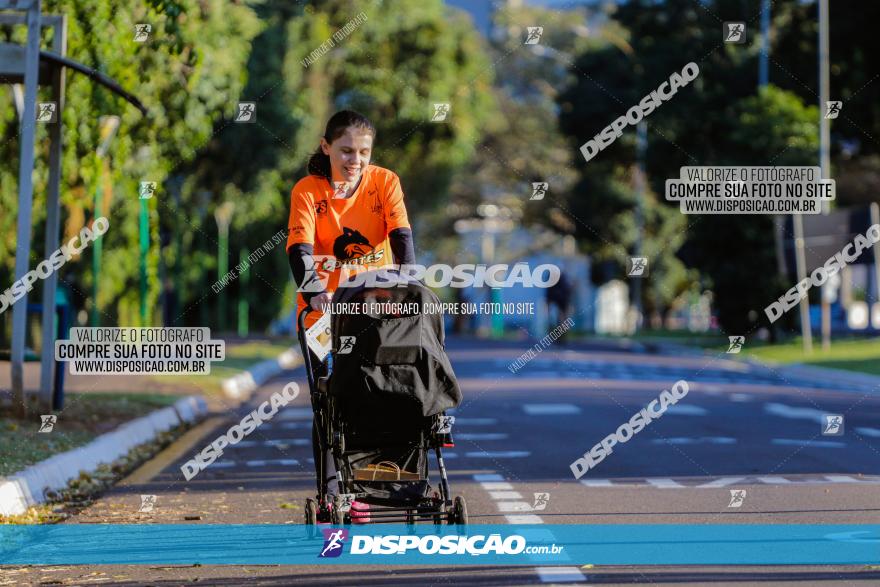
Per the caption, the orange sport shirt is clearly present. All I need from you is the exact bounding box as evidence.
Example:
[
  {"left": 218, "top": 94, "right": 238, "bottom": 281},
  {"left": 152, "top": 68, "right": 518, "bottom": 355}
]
[{"left": 286, "top": 164, "right": 411, "bottom": 330}]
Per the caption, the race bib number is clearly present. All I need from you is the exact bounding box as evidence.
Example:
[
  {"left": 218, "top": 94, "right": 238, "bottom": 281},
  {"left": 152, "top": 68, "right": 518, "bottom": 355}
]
[{"left": 305, "top": 312, "right": 332, "bottom": 362}]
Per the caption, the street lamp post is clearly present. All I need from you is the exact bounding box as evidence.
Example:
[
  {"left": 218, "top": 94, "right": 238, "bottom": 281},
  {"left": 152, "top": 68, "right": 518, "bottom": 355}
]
[
  {"left": 818, "top": 0, "right": 832, "bottom": 351},
  {"left": 92, "top": 115, "right": 120, "bottom": 327},
  {"left": 214, "top": 202, "right": 235, "bottom": 333},
  {"left": 238, "top": 247, "right": 249, "bottom": 337}
]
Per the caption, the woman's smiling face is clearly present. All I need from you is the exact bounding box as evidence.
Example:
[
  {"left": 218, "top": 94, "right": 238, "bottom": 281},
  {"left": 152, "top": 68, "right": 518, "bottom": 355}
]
[{"left": 321, "top": 126, "right": 374, "bottom": 183}]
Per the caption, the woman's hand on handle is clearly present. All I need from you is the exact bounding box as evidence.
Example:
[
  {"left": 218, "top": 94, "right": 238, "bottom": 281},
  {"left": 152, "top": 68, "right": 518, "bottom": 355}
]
[{"left": 310, "top": 292, "right": 333, "bottom": 312}]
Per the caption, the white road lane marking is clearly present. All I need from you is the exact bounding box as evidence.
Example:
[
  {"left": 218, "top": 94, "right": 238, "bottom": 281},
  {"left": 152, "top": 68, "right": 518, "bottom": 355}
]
[
  {"left": 772, "top": 438, "right": 846, "bottom": 448},
  {"left": 274, "top": 408, "right": 315, "bottom": 420},
  {"left": 824, "top": 475, "right": 859, "bottom": 483},
  {"left": 471, "top": 475, "right": 576, "bottom": 578},
  {"left": 265, "top": 438, "right": 310, "bottom": 446},
  {"left": 697, "top": 477, "right": 746, "bottom": 488},
  {"left": 757, "top": 476, "right": 792, "bottom": 484},
  {"left": 523, "top": 404, "right": 581, "bottom": 415},
  {"left": 465, "top": 451, "right": 530, "bottom": 458},
  {"left": 232, "top": 439, "right": 310, "bottom": 448},
  {"left": 646, "top": 478, "right": 684, "bottom": 488},
  {"left": 578, "top": 475, "right": 880, "bottom": 487},
  {"left": 579, "top": 479, "right": 614, "bottom": 487},
  {"left": 536, "top": 567, "right": 587, "bottom": 583},
  {"left": 730, "top": 393, "right": 752, "bottom": 402},
  {"left": 506, "top": 514, "right": 544, "bottom": 524},
  {"left": 650, "top": 437, "right": 736, "bottom": 445},
  {"left": 765, "top": 403, "right": 825, "bottom": 423},
  {"left": 456, "top": 433, "right": 509, "bottom": 440},
  {"left": 480, "top": 482, "right": 514, "bottom": 491},
  {"left": 664, "top": 405, "right": 708, "bottom": 416},
  {"left": 497, "top": 501, "right": 534, "bottom": 512},
  {"left": 244, "top": 459, "right": 299, "bottom": 467},
  {"left": 489, "top": 491, "right": 522, "bottom": 500}
]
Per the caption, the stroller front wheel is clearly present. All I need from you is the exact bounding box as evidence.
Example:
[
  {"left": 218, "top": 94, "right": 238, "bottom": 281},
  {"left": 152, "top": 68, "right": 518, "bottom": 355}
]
[
  {"left": 450, "top": 495, "right": 468, "bottom": 525},
  {"left": 304, "top": 498, "right": 318, "bottom": 524},
  {"left": 332, "top": 505, "right": 346, "bottom": 525}
]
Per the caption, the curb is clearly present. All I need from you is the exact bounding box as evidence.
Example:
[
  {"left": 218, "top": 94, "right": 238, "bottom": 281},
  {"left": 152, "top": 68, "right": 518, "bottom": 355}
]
[
  {"left": 221, "top": 347, "right": 301, "bottom": 400},
  {"left": 0, "top": 395, "right": 208, "bottom": 517},
  {"left": 759, "top": 360, "right": 880, "bottom": 392}
]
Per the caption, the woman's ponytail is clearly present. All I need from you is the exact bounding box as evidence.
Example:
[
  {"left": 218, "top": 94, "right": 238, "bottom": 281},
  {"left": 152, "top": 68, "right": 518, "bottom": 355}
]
[{"left": 307, "top": 149, "right": 332, "bottom": 180}]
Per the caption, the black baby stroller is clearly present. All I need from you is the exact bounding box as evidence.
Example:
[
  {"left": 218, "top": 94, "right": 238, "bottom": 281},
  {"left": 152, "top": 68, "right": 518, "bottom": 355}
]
[{"left": 296, "top": 268, "right": 468, "bottom": 525}]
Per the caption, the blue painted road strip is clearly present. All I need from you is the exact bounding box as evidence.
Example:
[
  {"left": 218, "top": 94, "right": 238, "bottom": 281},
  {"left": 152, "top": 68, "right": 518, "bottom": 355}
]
[{"left": 1, "top": 524, "right": 879, "bottom": 565}]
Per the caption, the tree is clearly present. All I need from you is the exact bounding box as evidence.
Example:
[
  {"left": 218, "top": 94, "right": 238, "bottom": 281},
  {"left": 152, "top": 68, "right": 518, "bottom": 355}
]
[
  {"left": 177, "top": 0, "right": 496, "bottom": 329},
  {"left": 0, "top": 0, "right": 260, "bottom": 330},
  {"left": 689, "top": 86, "right": 818, "bottom": 334}
]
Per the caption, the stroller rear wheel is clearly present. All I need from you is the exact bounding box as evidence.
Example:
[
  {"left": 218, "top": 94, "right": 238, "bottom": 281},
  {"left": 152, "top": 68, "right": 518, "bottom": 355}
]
[
  {"left": 304, "top": 498, "right": 318, "bottom": 524},
  {"left": 450, "top": 495, "right": 468, "bottom": 525},
  {"left": 332, "top": 504, "right": 346, "bottom": 525}
]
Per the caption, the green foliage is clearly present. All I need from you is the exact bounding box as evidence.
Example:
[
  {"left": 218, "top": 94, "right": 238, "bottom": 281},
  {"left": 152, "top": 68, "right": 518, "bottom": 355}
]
[
  {"left": 180, "top": 0, "right": 495, "bottom": 328},
  {"left": 689, "top": 86, "right": 818, "bottom": 334},
  {"left": 0, "top": 0, "right": 261, "bottom": 328},
  {"left": 556, "top": 0, "right": 826, "bottom": 329}
]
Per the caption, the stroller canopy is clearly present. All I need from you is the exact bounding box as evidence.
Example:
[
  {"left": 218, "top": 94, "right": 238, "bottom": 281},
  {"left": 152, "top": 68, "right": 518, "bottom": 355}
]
[{"left": 330, "top": 269, "right": 462, "bottom": 417}]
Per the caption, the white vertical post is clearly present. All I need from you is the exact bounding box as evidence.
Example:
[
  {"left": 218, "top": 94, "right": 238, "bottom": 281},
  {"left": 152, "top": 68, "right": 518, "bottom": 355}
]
[
  {"left": 10, "top": 0, "right": 43, "bottom": 417},
  {"left": 39, "top": 14, "right": 67, "bottom": 411},
  {"left": 793, "top": 215, "right": 813, "bottom": 353},
  {"left": 632, "top": 121, "right": 646, "bottom": 332},
  {"left": 871, "top": 203, "right": 880, "bottom": 325},
  {"left": 818, "top": 0, "right": 831, "bottom": 350}
]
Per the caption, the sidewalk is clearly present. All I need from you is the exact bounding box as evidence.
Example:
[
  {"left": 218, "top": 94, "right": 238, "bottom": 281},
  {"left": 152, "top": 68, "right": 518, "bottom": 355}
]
[
  {"left": 0, "top": 337, "right": 302, "bottom": 517},
  {"left": 0, "top": 337, "right": 297, "bottom": 412}
]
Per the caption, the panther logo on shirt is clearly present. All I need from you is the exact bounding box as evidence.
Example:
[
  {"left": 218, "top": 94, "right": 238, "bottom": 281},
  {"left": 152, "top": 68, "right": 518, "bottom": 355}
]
[{"left": 333, "top": 227, "right": 373, "bottom": 261}]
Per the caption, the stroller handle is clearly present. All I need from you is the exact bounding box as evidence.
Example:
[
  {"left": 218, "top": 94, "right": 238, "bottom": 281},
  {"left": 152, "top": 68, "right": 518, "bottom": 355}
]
[{"left": 296, "top": 306, "right": 318, "bottom": 395}]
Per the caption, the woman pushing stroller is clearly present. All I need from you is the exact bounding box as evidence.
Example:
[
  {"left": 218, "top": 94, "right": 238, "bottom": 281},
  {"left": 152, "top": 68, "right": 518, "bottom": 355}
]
[{"left": 286, "top": 110, "right": 417, "bottom": 514}]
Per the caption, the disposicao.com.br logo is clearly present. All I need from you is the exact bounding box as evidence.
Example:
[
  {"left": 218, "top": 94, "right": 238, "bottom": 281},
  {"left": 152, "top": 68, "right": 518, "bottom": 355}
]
[{"left": 324, "top": 533, "right": 563, "bottom": 557}]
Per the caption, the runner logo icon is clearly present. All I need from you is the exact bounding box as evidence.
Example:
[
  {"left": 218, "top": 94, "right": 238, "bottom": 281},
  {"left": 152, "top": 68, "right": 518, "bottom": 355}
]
[
  {"left": 338, "top": 336, "right": 356, "bottom": 354},
  {"left": 532, "top": 492, "right": 550, "bottom": 511},
  {"left": 822, "top": 414, "right": 844, "bottom": 436},
  {"left": 320, "top": 528, "right": 349, "bottom": 558},
  {"left": 628, "top": 257, "right": 648, "bottom": 277},
  {"left": 724, "top": 22, "right": 745, "bottom": 43},
  {"left": 727, "top": 336, "right": 745, "bottom": 353},
  {"left": 728, "top": 489, "right": 746, "bottom": 508},
  {"left": 38, "top": 415, "right": 57, "bottom": 433},
  {"left": 531, "top": 182, "right": 548, "bottom": 200},
  {"left": 525, "top": 27, "right": 543, "bottom": 44}
]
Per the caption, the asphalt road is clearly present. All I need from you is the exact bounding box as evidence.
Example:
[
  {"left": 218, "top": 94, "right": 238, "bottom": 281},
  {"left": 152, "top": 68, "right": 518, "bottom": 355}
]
[{"left": 6, "top": 336, "right": 880, "bottom": 586}]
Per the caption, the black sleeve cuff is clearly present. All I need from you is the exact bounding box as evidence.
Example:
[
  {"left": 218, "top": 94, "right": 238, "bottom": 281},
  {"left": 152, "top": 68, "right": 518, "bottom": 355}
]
[
  {"left": 288, "top": 243, "right": 325, "bottom": 302},
  {"left": 389, "top": 227, "right": 416, "bottom": 265}
]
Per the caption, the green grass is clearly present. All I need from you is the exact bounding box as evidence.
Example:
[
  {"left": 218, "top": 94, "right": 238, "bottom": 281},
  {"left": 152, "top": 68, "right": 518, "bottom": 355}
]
[
  {"left": 584, "top": 329, "right": 880, "bottom": 377},
  {"left": 0, "top": 340, "right": 296, "bottom": 483},
  {"left": 740, "top": 336, "right": 880, "bottom": 376},
  {"left": 0, "top": 392, "right": 179, "bottom": 477},
  {"left": 150, "top": 339, "right": 295, "bottom": 394}
]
